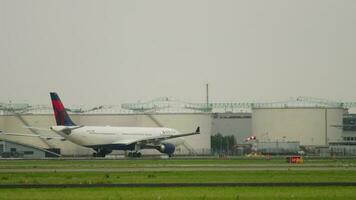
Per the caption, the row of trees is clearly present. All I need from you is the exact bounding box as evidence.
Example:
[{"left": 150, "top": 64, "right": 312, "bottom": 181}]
[{"left": 211, "top": 133, "right": 236, "bottom": 154}]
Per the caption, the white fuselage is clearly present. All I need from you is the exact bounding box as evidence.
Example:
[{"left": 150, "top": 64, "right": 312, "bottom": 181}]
[{"left": 51, "top": 126, "right": 184, "bottom": 148}]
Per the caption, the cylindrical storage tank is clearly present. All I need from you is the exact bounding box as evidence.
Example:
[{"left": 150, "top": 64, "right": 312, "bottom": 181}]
[{"left": 252, "top": 108, "right": 344, "bottom": 146}]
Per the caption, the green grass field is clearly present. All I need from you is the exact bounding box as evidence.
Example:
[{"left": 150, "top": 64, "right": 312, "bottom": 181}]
[
  {"left": 0, "top": 158, "right": 356, "bottom": 199},
  {"left": 1, "top": 187, "right": 356, "bottom": 200},
  {"left": 1, "top": 170, "right": 356, "bottom": 184}
]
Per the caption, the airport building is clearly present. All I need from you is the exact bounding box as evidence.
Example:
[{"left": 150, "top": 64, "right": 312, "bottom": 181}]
[
  {"left": 0, "top": 97, "right": 356, "bottom": 157},
  {"left": 0, "top": 139, "right": 60, "bottom": 158},
  {"left": 342, "top": 114, "right": 356, "bottom": 142}
]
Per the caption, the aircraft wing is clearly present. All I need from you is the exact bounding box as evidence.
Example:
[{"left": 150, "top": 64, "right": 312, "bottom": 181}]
[
  {"left": 113, "top": 127, "right": 200, "bottom": 146},
  {"left": 0, "top": 132, "right": 66, "bottom": 141}
]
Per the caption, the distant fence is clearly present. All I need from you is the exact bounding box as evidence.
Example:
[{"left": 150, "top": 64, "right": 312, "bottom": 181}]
[{"left": 330, "top": 146, "right": 356, "bottom": 156}]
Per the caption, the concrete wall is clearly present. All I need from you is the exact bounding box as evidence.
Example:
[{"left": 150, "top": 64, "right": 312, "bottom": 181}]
[
  {"left": 252, "top": 108, "right": 344, "bottom": 146},
  {"left": 326, "top": 109, "right": 344, "bottom": 143},
  {"left": 0, "top": 116, "right": 4, "bottom": 130}
]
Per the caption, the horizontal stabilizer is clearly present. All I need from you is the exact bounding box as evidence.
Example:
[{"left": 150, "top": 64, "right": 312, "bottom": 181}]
[
  {"left": 0, "top": 132, "right": 65, "bottom": 140},
  {"left": 24, "top": 126, "right": 52, "bottom": 132}
]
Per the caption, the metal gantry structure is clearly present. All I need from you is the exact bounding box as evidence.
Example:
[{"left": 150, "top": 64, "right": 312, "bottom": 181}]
[
  {"left": 122, "top": 97, "right": 356, "bottom": 113},
  {"left": 0, "top": 102, "right": 115, "bottom": 115},
  {"left": 1, "top": 97, "right": 356, "bottom": 114}
]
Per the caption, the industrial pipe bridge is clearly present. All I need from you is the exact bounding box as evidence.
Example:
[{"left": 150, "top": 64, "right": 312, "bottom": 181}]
[{"left": 2, "top": 97, "right": 356, "bottom": 114}]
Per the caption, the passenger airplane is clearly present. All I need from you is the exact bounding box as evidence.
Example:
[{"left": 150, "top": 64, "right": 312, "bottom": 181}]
[{"left": 2, "top": 93, "right": 200, "bottom": 157}]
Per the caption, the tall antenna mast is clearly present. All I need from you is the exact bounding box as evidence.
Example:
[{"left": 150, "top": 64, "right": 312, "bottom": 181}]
[{"left": 206, "top": 83, "right": 209, "bottom": 110}]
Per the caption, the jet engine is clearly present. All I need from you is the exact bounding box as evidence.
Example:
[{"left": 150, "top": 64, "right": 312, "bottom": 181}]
[{"left": 156, "top": 143, "right": 175, "bottom": 156}]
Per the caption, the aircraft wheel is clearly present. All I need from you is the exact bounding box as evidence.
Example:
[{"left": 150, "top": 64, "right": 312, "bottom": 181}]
[
  {"left": 97, "top": 152, "right": 106, "bottom": 157},
  {"left": 129, "top": 152, "right": 141, "bottom": 158}
]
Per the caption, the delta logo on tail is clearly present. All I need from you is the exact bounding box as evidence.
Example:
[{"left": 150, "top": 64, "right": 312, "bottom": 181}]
[{"left": 50, "top": 93, "right": 76, "bottom": 126}]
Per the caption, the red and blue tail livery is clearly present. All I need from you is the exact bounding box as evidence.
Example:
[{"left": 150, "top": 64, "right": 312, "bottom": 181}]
[{"left": 50, "top": 92, "right": 76, "bottom": 126}]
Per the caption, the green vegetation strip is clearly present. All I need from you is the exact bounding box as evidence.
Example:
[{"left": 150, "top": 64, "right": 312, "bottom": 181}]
[
  {"left": 1, "top": 170, "right": 356, "bottom": 185},
  {"left": 0, "top": 186, "right": 355, "bottom": 200},
  {"left": 2, "top": 182, "right": 356, "bottom": 189}
]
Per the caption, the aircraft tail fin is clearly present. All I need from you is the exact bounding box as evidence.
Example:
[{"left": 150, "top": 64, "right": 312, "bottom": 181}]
[{"left": 50, "top": 92, "right": 76, "bottom": 126}]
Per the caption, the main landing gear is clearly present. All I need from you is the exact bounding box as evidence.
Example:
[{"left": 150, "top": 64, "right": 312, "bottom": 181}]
[
  {"left": 93, "top": 148, "right": 112, "bottom": 157},
  {"left": 127, "top": 151, "right": 142, "bottom": 158}
]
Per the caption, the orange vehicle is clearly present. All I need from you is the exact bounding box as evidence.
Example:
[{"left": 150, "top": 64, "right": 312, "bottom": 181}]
[{"left": 286, "top": 156, "right": 304, "bottom": 164}]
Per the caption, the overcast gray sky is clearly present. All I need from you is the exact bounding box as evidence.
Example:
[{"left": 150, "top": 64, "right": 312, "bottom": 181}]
[{"left": 1, "top": 0, "right": 356, "bottom": 105}]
